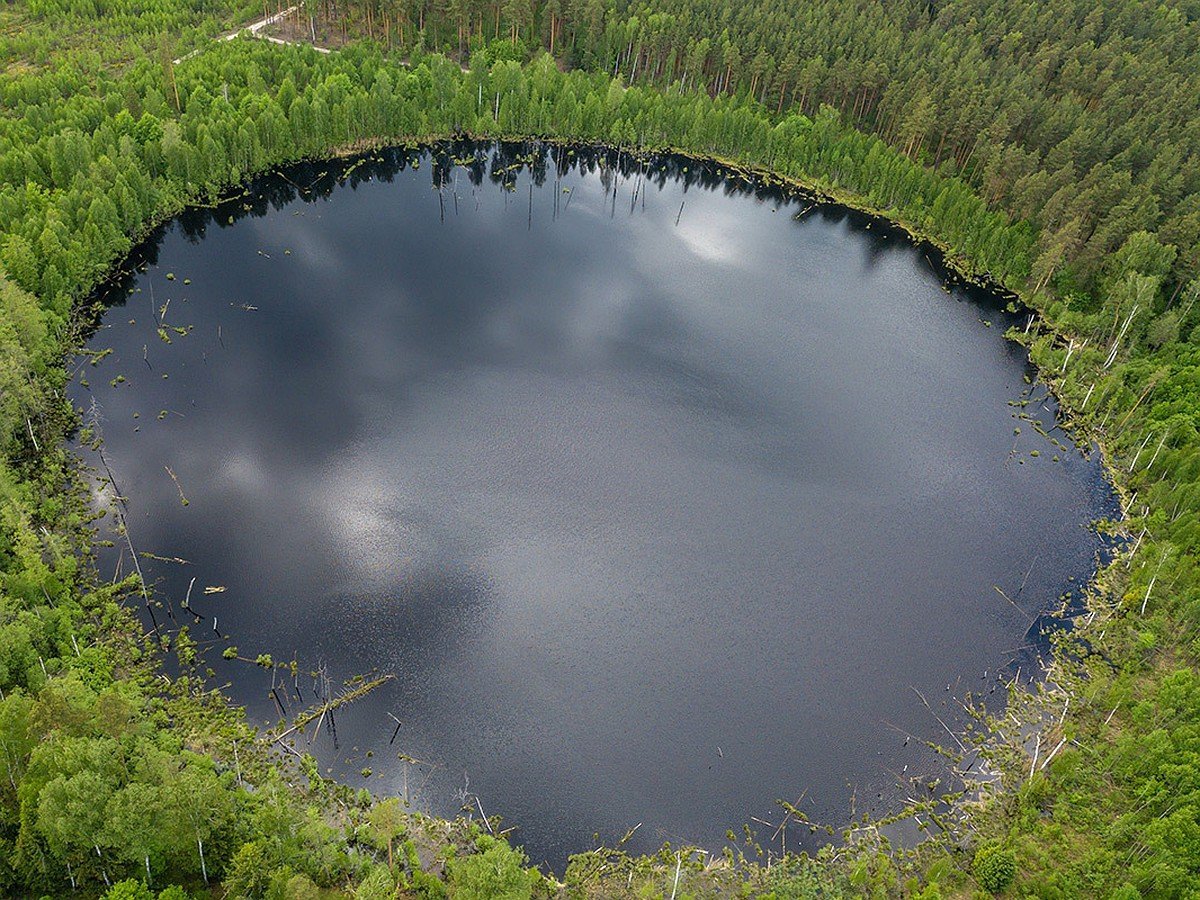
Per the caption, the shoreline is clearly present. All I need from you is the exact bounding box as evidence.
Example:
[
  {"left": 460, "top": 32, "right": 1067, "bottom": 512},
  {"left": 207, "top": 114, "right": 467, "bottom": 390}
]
[{"left": 68, "top": 136, "right": 1126, "bottom": 873}]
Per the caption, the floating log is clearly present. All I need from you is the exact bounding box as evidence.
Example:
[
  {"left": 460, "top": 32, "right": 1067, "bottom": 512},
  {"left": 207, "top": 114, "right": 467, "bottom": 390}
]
[{"left": 273, "top": 673, "right": 396, "bottom": 742}]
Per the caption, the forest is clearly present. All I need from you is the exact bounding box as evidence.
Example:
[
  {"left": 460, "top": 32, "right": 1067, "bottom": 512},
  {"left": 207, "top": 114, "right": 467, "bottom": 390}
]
[{"left": 0, "top": 0, "right": 1198, "bottom": 896}]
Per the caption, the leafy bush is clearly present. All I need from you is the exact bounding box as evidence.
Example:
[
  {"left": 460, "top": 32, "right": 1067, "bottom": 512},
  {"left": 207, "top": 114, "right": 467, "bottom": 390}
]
[
  {"left": 973, "top": 843, "right": 1017, "bottom": 894},
  {"left": 760, "top": 854, "right": 852, "bottom": 898},
  {"left": 103, "top": 881, "right": 154, "bottom": 900},
  {"left": 446, "top": 835, "right": 533, "bottom": 900},
  {"left": 223, "top": 840, "right": 273, "bottom": 899},
  {"left": 411, "top": 868, "right": 449, "bottom": 899},
  {"left": 355, "top": 865, "right": 398, "bottom": 900},
  {"left": 276, "top": 872, "right": 321, "bottom": 900}
]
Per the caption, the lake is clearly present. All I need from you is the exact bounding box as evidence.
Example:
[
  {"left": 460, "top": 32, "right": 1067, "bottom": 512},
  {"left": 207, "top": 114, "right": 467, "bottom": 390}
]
[{"left": 72, "top": 141, "right": 1115, "bottom": 871}]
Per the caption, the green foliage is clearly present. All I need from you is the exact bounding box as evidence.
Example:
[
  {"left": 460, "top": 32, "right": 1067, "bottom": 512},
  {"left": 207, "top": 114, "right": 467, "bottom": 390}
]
[
  {"left": 228, "top": 0, "right": 1200, "bottom": 297},
  {"left": 411, "top": 867, "right": 449, "bottom": 900},
  {"left": 103, "top": 880, "right": 154, "bottom": 900},
  {"left": 1147, "top": 310, "right": 1180, "bottom": 349},
  {"left": 270, "top": 871, "right": 321, "bottom": 900},
  {"left": 446, "top": 835, "right": 533, "bottom": 900},
  {"left": 758, "top": 854, "right": 852, "bottom": 898},
  {"left": 354, "top": 865, "right": 398, "bottom": 900},
  {"left": 973, "top": 843, "right": 1016, "bottom": 894},
  {"left": 364, "top": 796, "right": 406, "bottom": 869}
]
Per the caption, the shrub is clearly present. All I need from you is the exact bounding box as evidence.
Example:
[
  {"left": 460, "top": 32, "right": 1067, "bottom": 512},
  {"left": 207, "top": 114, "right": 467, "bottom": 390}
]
[
  {"left": 280, "top": 873, "right": 321, "bottom": 900},
  {"left": 447, "top": 835, "right": 533, "bottom": 900},
  {"left": 355, "top": 865, "right": 399, "bottom": 900},
  {"left": 223, "top": 840, "right": 273, "bottom": 899},
  {"left": 103, "top": 881, "right": 154, "bottom": 900},
  {"left": 973, "top": 843, "right": 1017, "bottom": 894}
]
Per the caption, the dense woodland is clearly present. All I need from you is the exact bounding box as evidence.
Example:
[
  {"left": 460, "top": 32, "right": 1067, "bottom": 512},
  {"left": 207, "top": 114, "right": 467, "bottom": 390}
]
[
  {"left": 0, "top": 0, "right": 1199, "bottom": 896},
  {"left": 265, "top": 0, "right": 1200, "bottom": 296}
]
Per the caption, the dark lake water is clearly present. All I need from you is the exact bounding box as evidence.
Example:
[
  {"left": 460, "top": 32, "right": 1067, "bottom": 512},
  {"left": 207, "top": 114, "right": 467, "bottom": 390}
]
[{"left": 73, "top": 142, "right": 1115, "bottom": 871}]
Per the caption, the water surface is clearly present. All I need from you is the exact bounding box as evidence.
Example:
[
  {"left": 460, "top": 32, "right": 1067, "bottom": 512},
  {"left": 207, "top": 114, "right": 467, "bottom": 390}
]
[{"left": 74, "top": 142, "right": 1114, "bottom": 870}]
